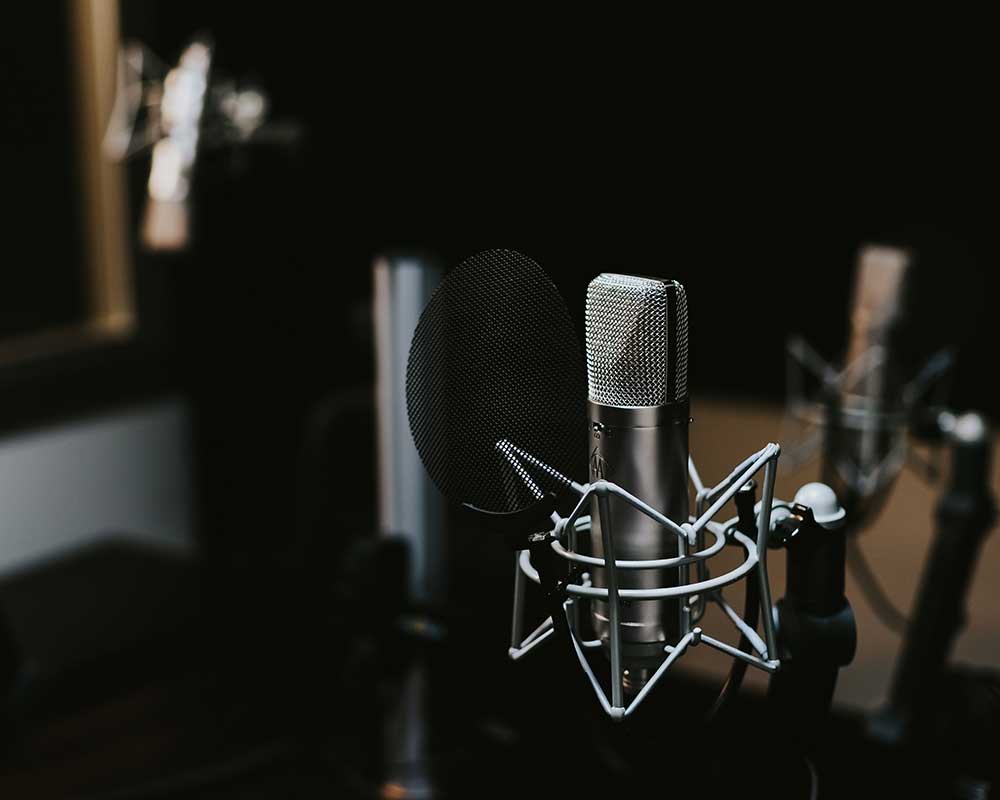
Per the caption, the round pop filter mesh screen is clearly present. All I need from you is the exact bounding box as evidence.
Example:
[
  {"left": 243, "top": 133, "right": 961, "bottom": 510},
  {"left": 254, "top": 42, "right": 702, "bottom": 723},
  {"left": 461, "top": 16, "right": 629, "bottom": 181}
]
[{"left": 406, "top": 249, "right": 586, "bottom": 514}]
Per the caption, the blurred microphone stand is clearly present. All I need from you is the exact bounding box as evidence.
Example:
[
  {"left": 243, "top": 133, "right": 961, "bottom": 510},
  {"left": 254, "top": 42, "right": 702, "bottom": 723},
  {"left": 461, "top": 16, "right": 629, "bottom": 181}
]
[{"left": 868, "top": 411, "right": 999, "bottom": 792}]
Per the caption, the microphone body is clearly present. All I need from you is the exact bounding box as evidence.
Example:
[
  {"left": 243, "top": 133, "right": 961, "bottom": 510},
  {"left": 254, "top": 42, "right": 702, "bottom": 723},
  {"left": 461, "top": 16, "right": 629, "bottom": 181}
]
[
  {"left": 585, "top": 274, "right": 690, "bottom": 682},
  {"left": 588, "top": 402, "right": 689, "bottom": 670}
]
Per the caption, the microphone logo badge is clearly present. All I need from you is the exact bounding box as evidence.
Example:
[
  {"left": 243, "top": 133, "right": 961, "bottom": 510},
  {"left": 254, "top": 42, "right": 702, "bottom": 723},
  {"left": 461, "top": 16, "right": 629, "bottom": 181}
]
[{"left": 590, "top": 446, "right": 607, "bottom": 479}]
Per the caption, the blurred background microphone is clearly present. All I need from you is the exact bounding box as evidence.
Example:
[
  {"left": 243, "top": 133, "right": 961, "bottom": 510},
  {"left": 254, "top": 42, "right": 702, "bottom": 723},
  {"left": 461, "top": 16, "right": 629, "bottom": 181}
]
[
  {"left": 785, "top": 244, "right": 931, "bottom": 636},
  {"left": 585, "top": 274, "right": 690, "bottom": 690},
  {"left": 374, "top": 253, "right": 445, "bottom": 608},
  {"left": 373, "top": 252, "right": 445, "bottom": 799},
  {"left": 823, "top": 244, "right": 913, "bottom": 528},
  {"left": 104, "top": 33, "right": 301, "bottom": 252}
]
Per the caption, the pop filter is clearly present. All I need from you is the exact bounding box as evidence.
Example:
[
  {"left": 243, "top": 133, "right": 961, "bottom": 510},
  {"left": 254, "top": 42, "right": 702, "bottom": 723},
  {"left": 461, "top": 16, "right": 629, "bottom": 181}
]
[{"left": 405, "top": 249, "right": 586, "bottom": 514}]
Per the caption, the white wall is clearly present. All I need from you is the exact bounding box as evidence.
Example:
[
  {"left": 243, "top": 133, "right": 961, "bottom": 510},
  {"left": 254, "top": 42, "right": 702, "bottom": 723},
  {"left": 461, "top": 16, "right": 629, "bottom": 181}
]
[{"left": 0, "top": 397, "right": 195, "bottom": 576}]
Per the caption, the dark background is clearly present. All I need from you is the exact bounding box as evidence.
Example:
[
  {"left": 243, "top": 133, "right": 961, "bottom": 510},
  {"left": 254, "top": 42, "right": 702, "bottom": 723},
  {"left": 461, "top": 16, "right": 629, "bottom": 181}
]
[
  {"left": 1, "top": 3, "right": 997, "bottom": 796},
  {"left": 5, "top": 0, "right": 996, "bottom": 571}
]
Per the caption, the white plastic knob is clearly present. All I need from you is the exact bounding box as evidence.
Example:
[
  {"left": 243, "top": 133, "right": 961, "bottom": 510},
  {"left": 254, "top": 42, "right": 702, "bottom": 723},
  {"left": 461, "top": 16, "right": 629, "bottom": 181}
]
[{"left": 793, "top": 482, "right": 846, "bottom": 527}]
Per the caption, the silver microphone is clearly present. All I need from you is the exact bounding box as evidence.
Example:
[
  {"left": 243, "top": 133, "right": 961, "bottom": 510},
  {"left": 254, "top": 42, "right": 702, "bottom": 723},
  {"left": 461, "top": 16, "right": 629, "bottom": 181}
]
[{"left": 585, "top": 274, "right": 690, "bottom": 689}]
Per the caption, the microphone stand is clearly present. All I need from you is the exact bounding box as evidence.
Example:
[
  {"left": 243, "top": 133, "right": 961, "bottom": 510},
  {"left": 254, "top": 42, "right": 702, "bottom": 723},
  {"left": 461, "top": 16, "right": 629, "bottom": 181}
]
[
  {"left": 869, "top": 411, "right": 998, "bottom": 786},
  {"left": 769, "top": 501, "right": 857, "bottom": 749}
]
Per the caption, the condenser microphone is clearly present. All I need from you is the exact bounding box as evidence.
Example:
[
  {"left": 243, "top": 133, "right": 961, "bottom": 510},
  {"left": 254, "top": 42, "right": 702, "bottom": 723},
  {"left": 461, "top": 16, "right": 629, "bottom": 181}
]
[
  {"left": 824, "top": 244, "right": 912, "bottom": 523},
  {"left": 585, "top": 274, "right": 690, "bottom": 689}
]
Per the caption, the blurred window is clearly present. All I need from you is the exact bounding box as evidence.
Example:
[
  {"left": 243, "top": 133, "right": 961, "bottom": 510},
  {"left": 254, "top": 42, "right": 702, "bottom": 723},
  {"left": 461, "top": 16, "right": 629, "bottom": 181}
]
[{"left": 1, "top": 1, "right": 134, "bottom": 365}]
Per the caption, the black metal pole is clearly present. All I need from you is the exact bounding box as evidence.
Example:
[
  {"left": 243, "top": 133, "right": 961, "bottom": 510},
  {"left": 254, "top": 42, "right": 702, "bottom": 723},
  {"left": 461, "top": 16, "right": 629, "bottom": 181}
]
[
  {"left": 886, "top": 412, "right": 997, "bottom": 726},
  {"left": 768, "top": 499, "right": 856, "bottom": 743}
]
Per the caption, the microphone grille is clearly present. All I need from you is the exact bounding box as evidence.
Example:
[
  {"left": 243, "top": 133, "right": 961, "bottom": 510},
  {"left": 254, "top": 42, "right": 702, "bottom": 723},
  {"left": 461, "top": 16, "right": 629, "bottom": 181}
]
[{"left": 585, "top": 274, "right": 688, "bottom": 407}]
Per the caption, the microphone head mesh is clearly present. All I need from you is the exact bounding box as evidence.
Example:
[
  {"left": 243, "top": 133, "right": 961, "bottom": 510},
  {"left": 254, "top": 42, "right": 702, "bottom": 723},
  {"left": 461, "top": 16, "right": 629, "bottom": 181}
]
[{"left": 585, "top": 274, "right": 689, "bottom": 407}]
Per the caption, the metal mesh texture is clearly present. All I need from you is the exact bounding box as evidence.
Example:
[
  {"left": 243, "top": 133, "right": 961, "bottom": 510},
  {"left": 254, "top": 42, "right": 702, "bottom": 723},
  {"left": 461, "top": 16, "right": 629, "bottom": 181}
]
[
  {"left": 406, "top": 250, "right": 586, "bottom": 513},
  {"left": 585, "top": 274, "right": 688, "bottom": 407}
]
